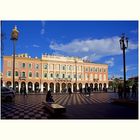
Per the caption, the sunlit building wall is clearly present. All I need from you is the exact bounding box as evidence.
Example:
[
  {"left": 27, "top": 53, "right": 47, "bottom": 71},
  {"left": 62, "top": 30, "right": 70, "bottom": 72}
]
[{"left": 3, "top": 53, "right": 108, "bottom": 93}]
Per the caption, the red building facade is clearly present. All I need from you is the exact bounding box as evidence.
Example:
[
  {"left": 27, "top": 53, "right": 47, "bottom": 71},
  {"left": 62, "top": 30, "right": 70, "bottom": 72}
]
[{"left": 3, "top": 53, "right": 108, "bottom": 93}]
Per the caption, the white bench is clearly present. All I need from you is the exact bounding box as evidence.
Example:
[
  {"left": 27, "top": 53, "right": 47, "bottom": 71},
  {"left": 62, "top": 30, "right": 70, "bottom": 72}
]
[{"left": 42, "top": 102, "right": 66, "bottom": 114}]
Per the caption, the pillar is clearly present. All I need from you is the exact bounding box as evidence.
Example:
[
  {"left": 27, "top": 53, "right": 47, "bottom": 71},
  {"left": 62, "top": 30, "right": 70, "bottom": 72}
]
[
  {"left": 41, "top": 83, "right": 43, "bottom": 93},
  {"left": 48, "top": 83, "right": 50, "bottom": 91},
  {"left": 54, "top": 83, "right": 56, "bottom": 93},
  {"left": 19, "top": 83, "right": 21, "bottom": 94},
  {"left": 33, "top": 83, "right": 35, "bottom": 92},
  {"left": 11, "top": 82, "right": 13, "bottom": 88},
  {"left": 77, "top": 84, "right": 79, "bottom": 92},
  {"left": 97, "top": 84, "right": 99, "bottom": 89},
  {"left": 106, "top": 83, "right": 108, "bottom": 88},
  {"left": 71, "top": 84, "right": 73, "bottom": 93},
  {"left": 26, "top": 83, "right": 28, "bottom": 94},
  {"left": 60, "top": 83, "right": 62, "bottom": 93}
]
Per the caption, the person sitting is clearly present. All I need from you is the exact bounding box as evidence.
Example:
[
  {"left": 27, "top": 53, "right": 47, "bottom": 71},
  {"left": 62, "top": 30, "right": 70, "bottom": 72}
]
[{"left": 46, "top": 90, "right": 54, "bottom": 103}]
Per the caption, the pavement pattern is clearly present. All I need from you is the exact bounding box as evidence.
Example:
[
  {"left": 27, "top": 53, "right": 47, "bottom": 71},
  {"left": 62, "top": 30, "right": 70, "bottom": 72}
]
[{"left": 1, "top": 92, "right": 138, "bottom": 119}]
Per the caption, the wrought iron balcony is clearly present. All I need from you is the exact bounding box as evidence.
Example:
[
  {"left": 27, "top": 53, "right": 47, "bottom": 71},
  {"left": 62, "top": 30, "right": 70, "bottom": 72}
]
[{"left": 19, "top": 76, "right": 26, "bottom": 80}]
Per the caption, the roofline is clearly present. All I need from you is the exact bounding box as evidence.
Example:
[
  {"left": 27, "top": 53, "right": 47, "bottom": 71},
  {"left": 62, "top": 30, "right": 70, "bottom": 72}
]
[
  {"left": 3, "top": 55, "right": 41, "bottom": 60},
  {"left": 3, "top": 55, "right": 108, "bottom": 66}
]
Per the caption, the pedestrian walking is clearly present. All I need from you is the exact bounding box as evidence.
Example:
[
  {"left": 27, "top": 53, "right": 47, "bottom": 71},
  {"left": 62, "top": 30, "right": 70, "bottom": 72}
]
[
  {"left": 20, "top": 85, "right": 27, "bottom": 96},
  {"left": 126, "top": 86, "right": 130, "bottom": 98},
  {"left": 84, "top": 87, "right": 87, "bottom": 95},
  {"left": 68, "top": 87, "right": 72, "bottom": 95},
  {"left": 79, "top": 87, "right": 82, "bottom": 94},
  {"left": 24, "top": 86, "right": 27, "bottom": 96},
  {"left": 87, "top": 86, "right": 91, "bottom": 96},
  {"left": 131, "top": 84, "right": 136, "bottom": 98},
  {"left": 20, "top": 87, "right": 22, "bottom": 94}
]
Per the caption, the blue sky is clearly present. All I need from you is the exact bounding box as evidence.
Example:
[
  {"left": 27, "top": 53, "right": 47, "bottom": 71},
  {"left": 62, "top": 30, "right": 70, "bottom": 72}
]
[{"left": 1, "top": 21, "right": 138, "bottom": 79}]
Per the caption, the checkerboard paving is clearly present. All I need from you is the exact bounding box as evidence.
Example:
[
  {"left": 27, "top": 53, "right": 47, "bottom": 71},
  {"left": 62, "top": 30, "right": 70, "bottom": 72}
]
[
  {"left": 1, "top": 92, "right": 118, "bottom": 119},
  {"left": 1, "top": 102, "right": 49, "bottom": 119}
]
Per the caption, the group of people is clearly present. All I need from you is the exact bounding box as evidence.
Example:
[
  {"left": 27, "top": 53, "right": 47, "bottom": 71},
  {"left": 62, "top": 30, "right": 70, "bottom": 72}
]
[
  {"left": 19, "top": 84, "right": 137, "bottom": 104},
  {"left": 80, "top": 86, "right": 91, "bottom": 96},
  {"left": 117, "top": 84, "right": 137, "bottom": 99}
]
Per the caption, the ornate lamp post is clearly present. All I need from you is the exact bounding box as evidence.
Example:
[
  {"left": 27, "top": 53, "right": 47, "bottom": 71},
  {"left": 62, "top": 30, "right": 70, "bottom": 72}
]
[
  {"left": 11, "top": 25, "right": 19, "bottom": 90},
  {"left": 119, "top": 33, "right": 128, "bottom": 98}
]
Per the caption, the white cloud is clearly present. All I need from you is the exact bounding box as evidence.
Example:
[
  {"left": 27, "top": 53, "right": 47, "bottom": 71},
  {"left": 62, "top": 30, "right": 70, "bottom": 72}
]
[
  {"left": 33, "top": 44, "right": 40, "bottom": 48},
  {"left": 109, "top": 74, "right": 123, "bottom": 79},
  {"left": 41, "top": 28, "right": 45, "bottom": 35},
  {"left": 82, "top": 56, "right": 89, "bottom": 61},
  {"left": 49, "top": 36, "right": 137, "bottom": 61},
  {"left": 121, "top": 65, "right": 137, "bottom": 72},
  {"left": 130, "top": 29, "right": 138, "bottom": 34},
  {"left": 105, "top": 57, "right": 114, "bottom": 67},
  {"left": 40, "top": 21, "right": 46, "bottom": 35}
]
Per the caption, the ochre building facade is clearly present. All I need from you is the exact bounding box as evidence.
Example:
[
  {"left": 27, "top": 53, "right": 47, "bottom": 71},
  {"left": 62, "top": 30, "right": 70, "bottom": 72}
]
[{"left": 3, "top": 53, "right": 108, "bottom": 93}]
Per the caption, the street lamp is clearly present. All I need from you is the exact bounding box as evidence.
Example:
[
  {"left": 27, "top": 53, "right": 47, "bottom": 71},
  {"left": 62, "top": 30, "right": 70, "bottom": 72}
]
[
  {"left": 119, "top": 33, "right": 128, "bottom": 98},
  {"left": 11, "top": 25, "right": 19, "bottom": 90},
  {"left": 75, "top": 59, "right": 78, "bottom": 92}
]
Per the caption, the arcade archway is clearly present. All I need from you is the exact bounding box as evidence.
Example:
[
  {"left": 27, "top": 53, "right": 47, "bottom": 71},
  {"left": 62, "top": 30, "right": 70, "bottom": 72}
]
[
  {"left": 35, "top": 82, "right": 39, "bottom": 93},
  {"left": 28, "top": 82, "right": 33, "bottom": 93},
  {"left": 56, "top": 83, "right": 60, "bottom": 93},
  {"left": 43, "top": 82, "right": 48, "bottom": 93},
  {"left": 15, "top": 81, "right": 19, "bottom": 93},
  {"left": 50, "top": 82, "right": 54, "bottom": 92},
  {"left": 62, "top": 83, "right": 66, "bottom": 93},
  {"left": 99, "top": 83, "right": 102, "bottom": 91},
  {"left": 94, "top": 83, "right": 98, "bottom": 91},
  {"left": 90, "top": 83, "right": 93, "bottom": 92},
  {"left": 73, "top": 83, "right": 77, "bottom": 92}
]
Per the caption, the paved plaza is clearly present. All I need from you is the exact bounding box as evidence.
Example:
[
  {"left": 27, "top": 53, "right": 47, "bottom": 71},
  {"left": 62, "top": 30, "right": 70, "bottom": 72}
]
[{"left": 1, "top": 92, "right": 138, "bottom": 119}]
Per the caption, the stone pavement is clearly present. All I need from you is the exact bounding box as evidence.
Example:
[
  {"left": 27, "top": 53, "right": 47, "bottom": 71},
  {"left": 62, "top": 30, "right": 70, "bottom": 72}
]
[{"left": 1, "top": 92, "right": 138, "bottom": 119}]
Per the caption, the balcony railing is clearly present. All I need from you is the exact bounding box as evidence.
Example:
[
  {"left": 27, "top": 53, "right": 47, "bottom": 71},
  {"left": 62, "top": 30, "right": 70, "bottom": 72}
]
[
  {"left": 19, "top": 76, "right": 26, "bottom": 80},
  {"left": 93, "top": 78, "right": 99, "bottom": 82},
  {"left": 54, "top": 78, "right": 72, "bottom": 82}
]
